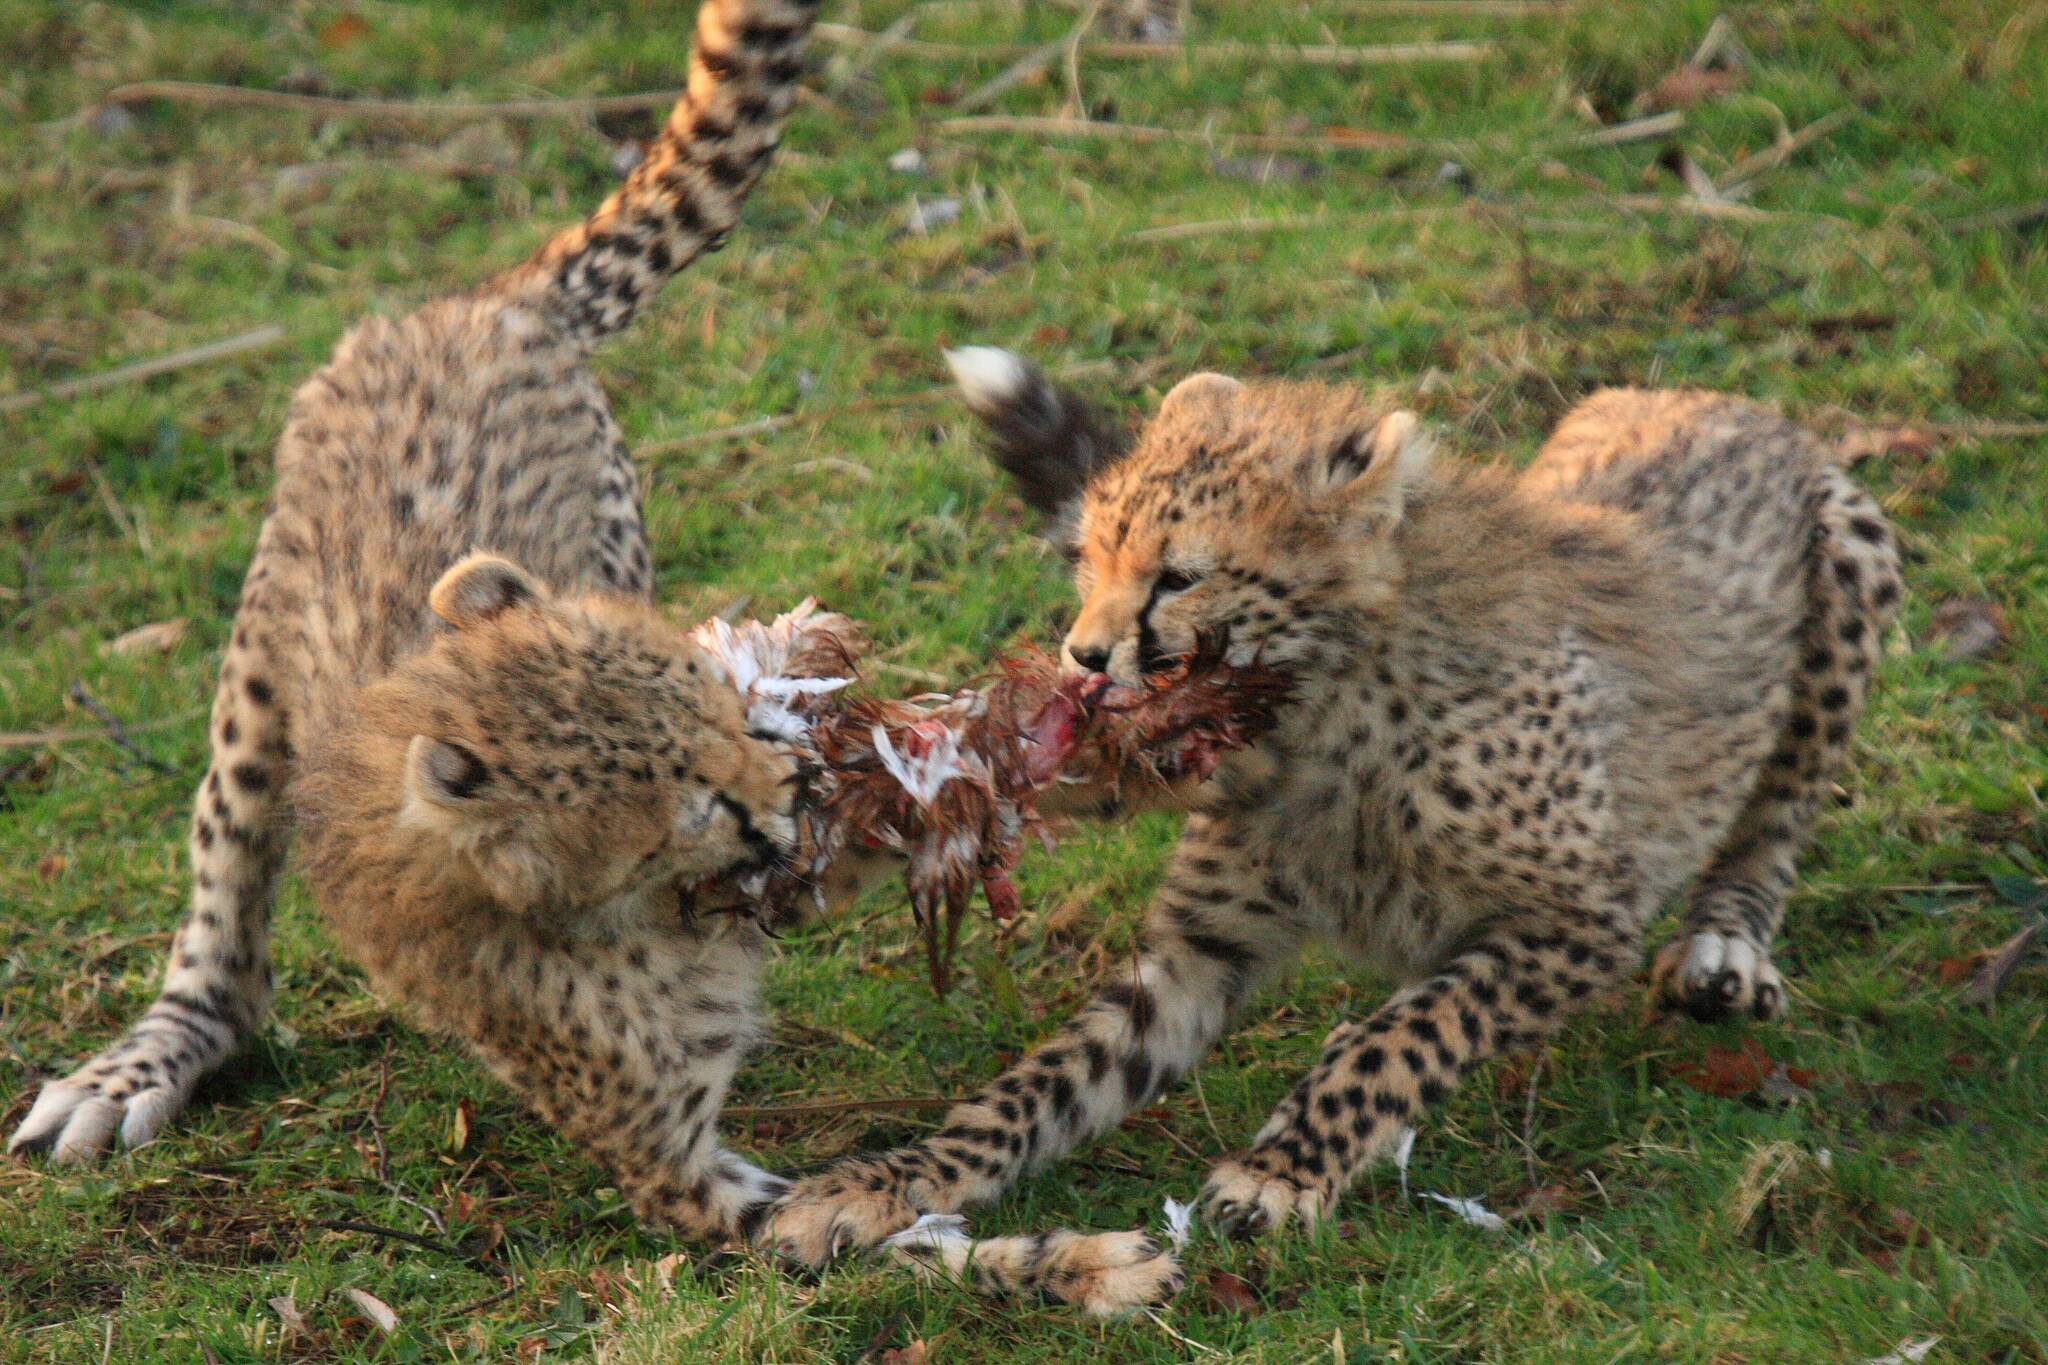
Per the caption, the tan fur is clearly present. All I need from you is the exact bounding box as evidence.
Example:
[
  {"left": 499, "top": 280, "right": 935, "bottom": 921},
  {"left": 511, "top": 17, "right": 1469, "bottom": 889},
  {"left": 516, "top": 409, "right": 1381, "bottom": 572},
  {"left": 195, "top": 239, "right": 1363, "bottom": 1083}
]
[
  {"left": 762, "top": 368, "right": 1902, "bottom": 1254},
  {"left": 12, "top": 0, "right": 820, "bottom": 1230}
]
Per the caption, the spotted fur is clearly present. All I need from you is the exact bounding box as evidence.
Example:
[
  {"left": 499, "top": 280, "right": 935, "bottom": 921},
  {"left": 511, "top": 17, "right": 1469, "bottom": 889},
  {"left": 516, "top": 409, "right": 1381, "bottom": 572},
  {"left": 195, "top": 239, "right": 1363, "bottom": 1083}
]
[
  {"left": 10, "top": 0, "right": 818, "bottom": 1216},
  {"left": 761, "top": 357, "right": 1902, "bottom": 1255},
  {"left": 10, "top": 18, "right": 1181, "bottom": 1308}
]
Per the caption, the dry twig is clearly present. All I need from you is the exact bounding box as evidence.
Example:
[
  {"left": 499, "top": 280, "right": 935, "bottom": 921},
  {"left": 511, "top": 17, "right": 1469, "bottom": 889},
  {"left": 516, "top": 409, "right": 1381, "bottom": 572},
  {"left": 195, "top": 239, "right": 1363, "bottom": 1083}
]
[
  {"left": 939, "top": 113, "right": 1410, "bottom": 153},
  {"left": 63, "top": 682, "right": 175, "bottom": 774},
  {"left": 60, "top": 80, "right": 678, "bottom": 130},
  {"left": 1, "top": 325, "right": 286, "bottom": 415},
  {"left": 817, "top": 24, "right": 1492, "bottom": 65}
]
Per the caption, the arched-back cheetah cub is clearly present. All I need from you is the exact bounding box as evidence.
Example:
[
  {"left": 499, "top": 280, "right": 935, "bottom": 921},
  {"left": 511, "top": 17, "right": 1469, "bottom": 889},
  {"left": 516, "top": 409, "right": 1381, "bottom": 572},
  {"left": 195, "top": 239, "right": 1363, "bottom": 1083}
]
[
  {"left": 761, "top": 352, "right": 1901, "bottom": 1257},
  {"left": 11, "top": 7, "right": 1179, "bottom": 1310},
  {"left": 10, "top": 0, "right": 820, "bottom": 1207}
]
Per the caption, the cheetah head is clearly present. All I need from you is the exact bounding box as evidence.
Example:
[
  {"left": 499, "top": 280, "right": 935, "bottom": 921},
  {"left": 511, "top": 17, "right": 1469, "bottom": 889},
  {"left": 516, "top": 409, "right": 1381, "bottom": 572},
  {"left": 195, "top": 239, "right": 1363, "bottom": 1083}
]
[
  {"left": 1053, "top": 374, "right": 1432, "bottom": 684},
  {"left": 328, "top": 554, "right": 798, "bottom": 917}
]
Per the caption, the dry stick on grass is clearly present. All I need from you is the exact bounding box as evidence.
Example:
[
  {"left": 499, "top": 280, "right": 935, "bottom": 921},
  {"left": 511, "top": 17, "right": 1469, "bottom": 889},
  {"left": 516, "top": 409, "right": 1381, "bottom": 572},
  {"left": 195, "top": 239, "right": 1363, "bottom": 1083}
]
[
  {"left": 1945, "top": 199, "right": 2048, "bottom": 234},
  {"left": 816, "top": 24, "right": 1493, "bottom": 65},
  {"left": 1965, "top": 921, "right": 2044, "bottom": 1006},
  {"left": 939, "top": 113, "right": 1412, "bottom": 153},
  {"left": 59, "top": 80, "right": 680, "bottom": 130},
  {"left": 1722, "top": 107, "right": 1856, "bottom": 193},
  {"left": 63, "top": 682, "right": 176, "bottom": 774},
  {"left": 0, "top": 707, "right": 207, "bottom": 752},
  {"left": 0, "top": 325, "right": 286, "bottom": 416},
  {"left": 642, "top": 360, "right": 1116, "bottom": 453},
  {"left": 955, "top": 37, "right": 1071, "bottom": 112},
  {"left": 1567, "top": 110, "right": 1686, "bottom": 148}
]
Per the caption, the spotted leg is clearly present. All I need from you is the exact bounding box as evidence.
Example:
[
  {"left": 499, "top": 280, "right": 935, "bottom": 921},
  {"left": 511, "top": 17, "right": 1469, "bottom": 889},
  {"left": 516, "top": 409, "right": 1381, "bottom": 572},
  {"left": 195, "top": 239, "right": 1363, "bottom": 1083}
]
[
  {"left": 1655, "top": 467, "right": 1900, "bottom": 1021},
  {"left": 12, "top": 613, "right": 291, "bottom": 1163},
  {"left": 762, "top": 817, "right": 1309, "bottom": 1257},
  {"left": 1203, "top": 907, "right": 1641, "bottom": 1237}
]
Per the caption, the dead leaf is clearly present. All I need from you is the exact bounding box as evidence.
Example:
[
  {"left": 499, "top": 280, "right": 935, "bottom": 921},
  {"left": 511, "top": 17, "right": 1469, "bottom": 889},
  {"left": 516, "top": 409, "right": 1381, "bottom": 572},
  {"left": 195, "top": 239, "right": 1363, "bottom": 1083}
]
[
  {"left": 317, "top": 13, "right": 373, "bottom": 48},
  {"left": 1833, "top": 424, "right": 1936, "bottom": 465},
  {"left": 450, "top": 1097, "right": 475, "bottom": 1152},
  {"left": 35, "top": 851, "right": 65, "bottom": 881},
  {"left": 105, "top": 618, "right": 187, "bottom": 657},
  {"left": 1641, "top": 63, "right": 1741, "bottom": 111},
  {"left": 268, "top": 1295, "right": 307, "bottom": 1337},
  {"left": 879, "top": 1342, "right": 929, "bottom": 1365},
  {"left": 1759, "top": 1061, "right": 1814, "bottom": 1108},
  {"left": 1508, "top": 1182, "right": 1578, "bottom": 1221},
  {"left": 1937, "top": 949, "right": 1991, "bottom": 984},
  {"left": 1927, "top": 597, "right": 2006, "bottom": 660},
  {"left": 651, "top": 1251, "right": 689, "bottom": 1293},
  {"left": 1672, "top": 1038, "right": 1775, "bottom": 1097},
  {"left": 43, "top": 470, "right": 87, "bottom": 496},
  {"left": 1321, "top": 126, "right": 1409, "bottom": 149},
  {"left": 344, "top": 1288, "right": 398, "bottom": 1335},
  {"left": 1203, "top": 1270, "right": 1261, "bottom": 1314},
  {"left": 1964, "top": 920, "right": 2043, "bottom": 1005}
]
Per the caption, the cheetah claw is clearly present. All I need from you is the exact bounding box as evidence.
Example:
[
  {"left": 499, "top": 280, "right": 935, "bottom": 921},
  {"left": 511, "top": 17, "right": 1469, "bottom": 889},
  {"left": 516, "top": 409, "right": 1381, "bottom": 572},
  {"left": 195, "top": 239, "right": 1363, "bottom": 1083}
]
[
  {"left": 1652, "top": 932, "right": 1786, "bottom": 1022},
  {"left": 1200, "top": 1159, "right": 1329, "bottom": 1239},
  {"left": 758, "top": 1173, "right": 920, "bottom": 1267},
  {"left": 9, "top": 1060, "right": 195, "bottom": 1166}
]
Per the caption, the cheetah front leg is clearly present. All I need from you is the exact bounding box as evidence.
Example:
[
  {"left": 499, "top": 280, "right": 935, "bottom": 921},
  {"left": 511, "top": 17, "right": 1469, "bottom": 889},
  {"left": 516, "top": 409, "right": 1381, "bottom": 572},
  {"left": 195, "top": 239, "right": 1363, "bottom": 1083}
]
[
  {"left": 761, "top": 820, "right": 1307, "bottom": 1289},
  {"left": 1203, "top": 906, "right": 1641, "bottom": 1237},
  {"left": 12, "top": 621, "right": 290, "bottom": 1164}
]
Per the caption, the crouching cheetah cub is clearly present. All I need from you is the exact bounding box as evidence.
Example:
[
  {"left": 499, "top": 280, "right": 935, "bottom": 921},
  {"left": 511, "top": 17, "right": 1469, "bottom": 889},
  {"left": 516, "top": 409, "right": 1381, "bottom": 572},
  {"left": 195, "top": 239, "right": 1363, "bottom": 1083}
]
[{"left": 761, "top": 351, "right": 1900, "bottom": 1256}]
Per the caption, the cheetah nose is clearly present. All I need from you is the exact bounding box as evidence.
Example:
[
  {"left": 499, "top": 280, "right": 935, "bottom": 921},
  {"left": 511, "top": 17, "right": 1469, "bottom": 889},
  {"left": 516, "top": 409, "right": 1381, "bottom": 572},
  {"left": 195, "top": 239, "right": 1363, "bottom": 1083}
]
[{"left": 1066, "top": 642, "right": 1112, "bottom": 675}]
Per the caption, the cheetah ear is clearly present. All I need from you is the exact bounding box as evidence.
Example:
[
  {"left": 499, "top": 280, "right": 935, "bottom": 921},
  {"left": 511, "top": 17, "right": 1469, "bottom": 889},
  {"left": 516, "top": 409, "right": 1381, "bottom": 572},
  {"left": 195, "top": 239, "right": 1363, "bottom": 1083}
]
[
  {"left": 404, "top": 735, "right": 492, "bottom": 806},
  {"left": 1157, "top": 372, "right": 1242, "bottom": 421},
  {"left": 403, "top": 736, "right": 554, "bottom": 911},
  {"left": 1315, "top": 410, "right": 1434, "bottom": 519},
  {"left": 430, "top": 553, "right": 542, "bottom": 628}
]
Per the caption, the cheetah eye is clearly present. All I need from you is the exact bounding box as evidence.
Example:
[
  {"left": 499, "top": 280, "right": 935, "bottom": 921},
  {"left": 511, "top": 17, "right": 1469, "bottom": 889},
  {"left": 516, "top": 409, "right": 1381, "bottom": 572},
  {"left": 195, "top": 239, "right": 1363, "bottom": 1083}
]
[{"left": 1155, "top": 567, "right": 1202, "bottom": 596}]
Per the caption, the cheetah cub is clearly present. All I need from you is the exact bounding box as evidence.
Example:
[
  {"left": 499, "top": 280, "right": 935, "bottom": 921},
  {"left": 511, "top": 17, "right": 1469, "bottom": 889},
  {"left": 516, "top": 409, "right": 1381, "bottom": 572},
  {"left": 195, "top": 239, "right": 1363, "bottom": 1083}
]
[
  {"left": 762, "top": 352, "right": 1900, "bottom": 1256},
  {"left": 11, "top": 0, "right": 822, "bottom": 1213}
]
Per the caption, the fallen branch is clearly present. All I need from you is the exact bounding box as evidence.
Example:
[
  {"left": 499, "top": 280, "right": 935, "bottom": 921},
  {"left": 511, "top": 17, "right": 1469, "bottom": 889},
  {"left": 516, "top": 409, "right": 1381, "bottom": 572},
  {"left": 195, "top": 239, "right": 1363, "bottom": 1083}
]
[
  {"left": 1, "top": 325, "right": 286, "bottom": 415},
  {"left": 1568, "top": 110, "right": 1685, "bottom": 148},
  {"left": 1129, "top": 208, "right": 1440, "bottom": 241},
  {"left": 939, "top": 113, "right": 1410, "bottom": 153},
  {"left": 63, "top": 682, "right": 176, "bottom": 774},
  {"left": 59, "top": 80, "right": 680, "bottom": 130},
  {"left": 1318, "top": 0, "right": 1571, "bottom": 11},
  {"left": 1722, "top": 107, "right": 1855, "bottom": 191},
  {"left": 642, "top": 360, "right": 1114, "bottom": 453},
  {"left": 0, "top": 707, "right": 205, "bottom": 751},
  {"left": 817, "top": 24, "right": 1492, "bottom": 64},
  {"left": 1945, "top": 199, "right": 2048, "bottom": 234}
]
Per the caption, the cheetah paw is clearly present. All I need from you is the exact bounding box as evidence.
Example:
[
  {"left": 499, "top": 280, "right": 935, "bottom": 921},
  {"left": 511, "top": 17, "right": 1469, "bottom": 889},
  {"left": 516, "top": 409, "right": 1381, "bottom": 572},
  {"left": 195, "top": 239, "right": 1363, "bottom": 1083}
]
[
  {"left": 758, "top": 1169, "right": 920, "bottom": 1267},
  {"left": 1653, "top": 932, "right": 1786, "bottom": 1022},
  {"left": 9, "top": 1054, "right": 195, "bottom": 1166},
  {"left": 1200, "top": 1160, "right": 1329, "bottom": 1239},
  {"left": 1040, "top": 1230, "right": 1185, "bottom": 1316}
]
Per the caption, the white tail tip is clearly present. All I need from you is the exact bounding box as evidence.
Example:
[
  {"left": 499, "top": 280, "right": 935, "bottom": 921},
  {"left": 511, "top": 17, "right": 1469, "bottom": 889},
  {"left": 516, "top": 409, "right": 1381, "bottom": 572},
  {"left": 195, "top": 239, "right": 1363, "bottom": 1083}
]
[{"left": 943, "top": 345, "right": 1028, "bottom": 411}]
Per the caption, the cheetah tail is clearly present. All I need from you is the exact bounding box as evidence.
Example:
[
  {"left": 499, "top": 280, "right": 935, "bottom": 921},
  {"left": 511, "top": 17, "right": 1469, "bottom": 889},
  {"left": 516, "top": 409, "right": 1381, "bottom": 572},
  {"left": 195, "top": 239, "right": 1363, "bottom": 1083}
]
[
  {"left": 881, "top": 1221, "right": 1183, "bottom": 1317},
  {"left": 944, "top": 346, "right": 1131, "bottom": 538},
  {"left": 489, "top": 0, "right": 820, "bottom": 344}
]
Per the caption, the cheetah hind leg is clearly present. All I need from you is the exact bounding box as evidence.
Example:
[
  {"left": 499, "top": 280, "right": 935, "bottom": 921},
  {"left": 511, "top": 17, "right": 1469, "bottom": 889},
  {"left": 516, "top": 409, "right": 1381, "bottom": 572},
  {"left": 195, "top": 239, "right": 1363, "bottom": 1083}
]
[{"left": 1657, "top": 466, "right": 1901, "bottom": 1024}]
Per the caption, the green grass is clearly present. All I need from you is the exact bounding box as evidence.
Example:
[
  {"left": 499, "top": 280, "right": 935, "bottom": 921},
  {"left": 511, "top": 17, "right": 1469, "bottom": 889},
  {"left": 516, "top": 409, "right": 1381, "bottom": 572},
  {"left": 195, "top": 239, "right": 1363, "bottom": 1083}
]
[{"left": 4, "top": 1, "right": 2046, "bottom": 1360}]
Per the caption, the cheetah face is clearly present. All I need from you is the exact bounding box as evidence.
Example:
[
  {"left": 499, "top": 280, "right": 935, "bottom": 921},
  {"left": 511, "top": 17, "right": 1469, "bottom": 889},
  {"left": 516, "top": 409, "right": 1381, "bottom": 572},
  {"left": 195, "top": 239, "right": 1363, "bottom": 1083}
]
[
  {"left": 383, "top": 554, "right": 797, "bottom": 916},
  {"left": 1061, "top": 373, "right": 1432, "bottom": 686}
]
